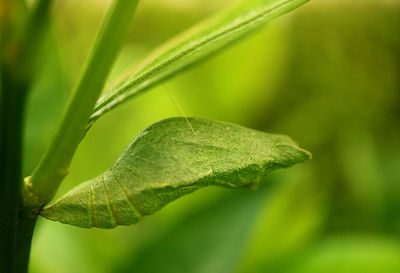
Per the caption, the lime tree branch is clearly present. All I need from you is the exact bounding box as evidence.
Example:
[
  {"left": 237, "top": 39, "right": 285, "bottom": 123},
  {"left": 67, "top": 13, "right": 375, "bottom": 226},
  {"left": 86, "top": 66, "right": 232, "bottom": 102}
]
[{"left": 25, "top": 0, "right": 140, "bottom": 208}]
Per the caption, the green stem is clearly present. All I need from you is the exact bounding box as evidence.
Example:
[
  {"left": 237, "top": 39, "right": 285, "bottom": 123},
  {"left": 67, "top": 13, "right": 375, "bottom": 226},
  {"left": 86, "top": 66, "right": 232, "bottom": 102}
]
[
  {"left": 0, "top": 70, "right": 28, "bottom": 273},
  {"left": 18, "top": 0, "right": 53, "bottom": 79},
  {"left": 15, "top": 208, "right": 38, "bottom": 273},
  {"left": 0, "top": 1, "right": 51, "bottom": 272},
  {"left": 27, "top": 0, "right": 140, "bottom": 207}
]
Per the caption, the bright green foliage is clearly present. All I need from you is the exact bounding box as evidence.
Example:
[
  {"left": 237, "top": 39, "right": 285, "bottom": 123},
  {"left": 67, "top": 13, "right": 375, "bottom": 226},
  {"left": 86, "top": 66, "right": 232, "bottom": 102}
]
[
  {"left": 88, "top": 0, "right": 309, "bottom": 129},
  {"left": 41, "top": 118, "right": 311, "bottom": 228},
  {"left": 1, "top": 0, "right": 312, "bottom": 271}
]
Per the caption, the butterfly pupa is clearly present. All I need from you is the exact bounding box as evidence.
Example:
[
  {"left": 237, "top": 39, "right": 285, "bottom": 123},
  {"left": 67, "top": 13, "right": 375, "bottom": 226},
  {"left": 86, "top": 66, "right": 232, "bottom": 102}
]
[{"left": 41, "top": 117, "right": 311, "bottom": 228}]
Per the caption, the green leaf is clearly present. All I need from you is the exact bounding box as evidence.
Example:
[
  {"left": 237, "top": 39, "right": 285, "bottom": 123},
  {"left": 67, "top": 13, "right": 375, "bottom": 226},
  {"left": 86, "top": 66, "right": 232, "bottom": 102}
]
[
  {"left": 41, "top": 117, "right": 311, "bottom": 228},
  {"left": 87, "top": 0, "right": 309, "bottom": 129}
]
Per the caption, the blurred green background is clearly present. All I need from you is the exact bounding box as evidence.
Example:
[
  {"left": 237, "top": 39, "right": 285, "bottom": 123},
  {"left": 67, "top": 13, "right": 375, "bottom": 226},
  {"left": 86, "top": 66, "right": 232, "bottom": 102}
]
[{"left": 23, "top": 0, "right": 400, "bottom": 272}]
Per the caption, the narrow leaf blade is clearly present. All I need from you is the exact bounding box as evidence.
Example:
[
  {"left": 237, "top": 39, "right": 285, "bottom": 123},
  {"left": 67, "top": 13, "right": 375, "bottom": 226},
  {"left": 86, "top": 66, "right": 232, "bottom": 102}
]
[
  {"left": 41, "top": 117, "right": 311, "bottom": 228},
  {"left": 88, "top": 0, "right": 309, "bottom": 128}
]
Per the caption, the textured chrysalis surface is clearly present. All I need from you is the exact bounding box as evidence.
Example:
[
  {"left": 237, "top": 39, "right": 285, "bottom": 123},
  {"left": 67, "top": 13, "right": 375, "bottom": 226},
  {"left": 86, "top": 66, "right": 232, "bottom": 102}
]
[{"left": 41, "top": 117, "right": 311, "bottom": 228}]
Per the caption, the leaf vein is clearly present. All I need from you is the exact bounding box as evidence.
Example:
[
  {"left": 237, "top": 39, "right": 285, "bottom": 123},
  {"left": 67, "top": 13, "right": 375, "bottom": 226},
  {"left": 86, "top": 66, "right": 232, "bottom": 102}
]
[{"left": 89, "top": 183, "right": 98, "bottom": 227}]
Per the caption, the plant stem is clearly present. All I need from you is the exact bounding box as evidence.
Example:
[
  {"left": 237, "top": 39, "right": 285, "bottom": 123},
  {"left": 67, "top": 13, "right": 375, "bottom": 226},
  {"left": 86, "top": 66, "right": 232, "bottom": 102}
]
[
  {"left": 0, "top": 69, "right": 28, "bottom": 273},
  {"left": 1, "top": 0, "right": 139, "bottom": 271},
  {"left": 27, "top": 0, "right": 140, "bottom": 207},
  {"left": 0, "top": 1, "right": 51, "bottom": 272},
  {"left": 15, "top": 208, "right": 38, "bottom": 273}
]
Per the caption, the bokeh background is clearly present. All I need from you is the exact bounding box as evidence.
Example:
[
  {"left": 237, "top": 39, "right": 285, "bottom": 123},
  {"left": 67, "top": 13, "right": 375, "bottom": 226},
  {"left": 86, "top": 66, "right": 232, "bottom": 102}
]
[{"left": 23, "top": 0, "right": 400, "bottom": 272}]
